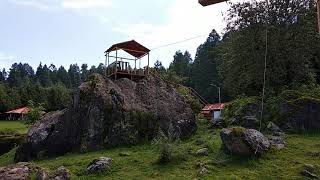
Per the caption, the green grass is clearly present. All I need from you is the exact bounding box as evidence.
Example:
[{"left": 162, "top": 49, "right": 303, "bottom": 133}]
[
  {"left": 0, "top": 119, "right": 320, "bottom": 179},
  {"left": 0, "top": 120, "right": 28, "bottom": 134}
]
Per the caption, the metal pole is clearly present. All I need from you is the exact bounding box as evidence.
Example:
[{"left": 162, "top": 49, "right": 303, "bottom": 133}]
[{"left": 218, "top": 87, "right": 221, "bottom": 104}]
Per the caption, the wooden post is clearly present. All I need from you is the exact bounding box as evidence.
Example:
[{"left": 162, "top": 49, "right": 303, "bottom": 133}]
[
  {"left": 107, "top": 53, "right": 109, "bottom": 67},
  {"left": 115, "top": 50, "right": 118, "bottom": 80},
  {"left": 105, "top": 53, "right": 107, "bottom": 76},
  {"left": 134, "top": 58, "right": 137, "bottom": 74},
  {"left": 317, "top": 0, "right": 320, "bottom": 34},
  {"left": 147, "top": 53, "right": 150, "bottom": 75}
]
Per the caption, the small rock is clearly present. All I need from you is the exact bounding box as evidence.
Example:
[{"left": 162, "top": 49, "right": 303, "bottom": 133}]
[
  {"left": 269, "top": 136, "right": 286, "bottom": 150},
  {"left": 198, "top": 167, "right": 208, "bottom": 176},
  {"left": 53, "top": 166, "right": 71, "bottom": 180},
  {"left": 36, "top": 166, "right": 71, "bottom": 180},
  {"left": 196, "top": 148, "right": 209, "bottom": 156},
  {"left": 87, "top": 157, "right": 112, "bottom": 173},
  {"left": 195, "top": 162, "right": 205, "bottom": 168}
]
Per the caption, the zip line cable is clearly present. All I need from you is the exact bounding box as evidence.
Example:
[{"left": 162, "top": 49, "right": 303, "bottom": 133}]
[
  {"left": 259, "top": 0, "right": 269, "bottom": 131},
  {"left": 151, "top": 34, "right": 208, "bottom": 51}
]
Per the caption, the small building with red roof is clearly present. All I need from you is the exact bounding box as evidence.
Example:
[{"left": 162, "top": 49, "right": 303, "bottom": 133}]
[
  {"left": 201, "top": 103, "right": 228, "bottom": 121},
  {"left": 1, "top": 107, "right": 30, "bottom": 120}
]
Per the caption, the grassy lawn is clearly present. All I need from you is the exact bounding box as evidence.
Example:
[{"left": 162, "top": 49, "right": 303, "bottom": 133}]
[
  {"left": 0, "top": 120, "right": 28, "bottom": 135},
  {"left": 1, "top": 120, "right": 320, "bottom": 179}
]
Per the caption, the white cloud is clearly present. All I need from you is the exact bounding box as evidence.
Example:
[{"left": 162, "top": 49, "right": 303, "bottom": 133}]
[
  {"left": 8, "top": 0, "right": 113, "bottom": 10},
  {"left": 8, "top": 0, "right": 58, "bottom": 10},
  {"left": 0, "top": 52, "right": 15, "bottom": 61},
  {"left": 62, "top": 0, "right": 113, "bottom": 9},
  {"left": 0, "top": 52, "right": 16, "bottom": 69},
  {"left": 112, "top": 0, "right": 235, "bottom": 67}
]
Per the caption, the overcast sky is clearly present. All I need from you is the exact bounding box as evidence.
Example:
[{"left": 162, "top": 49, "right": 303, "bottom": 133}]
[{"left": 0, "top": 0, "right": 237, "bottom": 70}]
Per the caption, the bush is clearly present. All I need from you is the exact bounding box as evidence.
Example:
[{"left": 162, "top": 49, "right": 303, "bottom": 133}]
[
  {"left": 177, "top": 86, "right": 202, "bottom": 114},
  {"left": 26, "top": 101, "right": 45, "bottom": 124},
  {"left": 152, "top": 125, "right": 181, "bottom": 163},
  {"left": 222, "top": 96, "right": 260, "bottom": 127}
]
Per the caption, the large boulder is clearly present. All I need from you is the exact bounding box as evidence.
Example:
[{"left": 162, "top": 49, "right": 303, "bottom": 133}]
[
  {"left": 279, "top": 97, "right": 320, "bottom": 131},
  {"left": 220, "top": 127, "right": 270, "bottom": 156},
  {"left": 15, "top": 74, "right": 197, "bottom": 162}
]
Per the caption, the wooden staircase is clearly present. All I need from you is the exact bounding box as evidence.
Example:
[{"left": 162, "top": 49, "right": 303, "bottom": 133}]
[{"left": 150, "top": 69, "right": 209, "bottom": 107}]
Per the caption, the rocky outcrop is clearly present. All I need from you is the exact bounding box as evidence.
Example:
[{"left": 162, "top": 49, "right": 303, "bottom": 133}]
[
  {"left": 0, "top": 163, "right": 71, "bottom": 180},
  {"left": 15, "top": 74, "right": 197, "bottom": 162},
  {"left": 87, "top": 157, "right": 112, "bottom": 174},
  {"left": 220, "top": 127, "right": 270, "bottom": 156},
  {"left": 279, "top": 97, "right": 320, "bottom": 131}
]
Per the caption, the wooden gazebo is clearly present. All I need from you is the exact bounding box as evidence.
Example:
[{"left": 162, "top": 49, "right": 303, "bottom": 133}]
[{"left": 105, "top": 40, "right": 150, "bottom": 81}]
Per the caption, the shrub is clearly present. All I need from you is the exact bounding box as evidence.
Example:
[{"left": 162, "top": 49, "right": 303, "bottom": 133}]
[
  {"left": 222, "top": 96, "right": 260, "bottom": 127},
  {"left": 177, "top": 86, "right": 202, "bottom": 114},
  {"left": 26, "top": 100, "right": 45, "bottom": 124},
  {"left": 152, "top": 125, "right": 181, "bottom": 163},
  {"left": 231, "top": 127, "right": 246, "bottom": 137}
]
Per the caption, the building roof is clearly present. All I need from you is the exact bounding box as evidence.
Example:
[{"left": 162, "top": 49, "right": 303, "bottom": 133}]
[
  {"left": 105, "top": 40, "right": 150, "bottom": 59},
  {"left": 5, "top": 107, "right": 30, "bottom": 114},
  {"left": 202, "top": 103, "right": 227, "bottom": 111},
  {"left": 198, "top": 0, "right": 227, "bottom": 6}
]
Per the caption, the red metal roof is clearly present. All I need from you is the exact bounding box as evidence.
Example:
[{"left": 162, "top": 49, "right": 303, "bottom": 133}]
[
  {"left": 5, "top": 107, "right": 30, "bottom": 114},
  {"left": 105, "top": 40, "right": 150, "bottom": 59},
  {"left": 202, "top": 103, "right": 227, "bottom": 111}
]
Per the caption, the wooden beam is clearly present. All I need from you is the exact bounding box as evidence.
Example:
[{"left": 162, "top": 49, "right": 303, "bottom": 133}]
[
  {"left": 108, "top": 56, "right": 136, "bottom": 61},
  {"left": 198, "top": 0, "right": 227, "bottom": 6}
]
